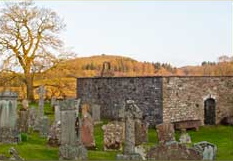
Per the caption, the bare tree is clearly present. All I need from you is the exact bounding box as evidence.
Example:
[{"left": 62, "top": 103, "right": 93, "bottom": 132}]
[{"left": 0, "top": 1, "right": 65, "bottom": 100}]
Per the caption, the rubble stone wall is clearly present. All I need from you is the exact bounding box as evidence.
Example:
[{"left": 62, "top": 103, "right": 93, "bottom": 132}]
[
  {"left": 77, "top": 77, "right": 163, "bottom": 126},
  {"left": 163, "top": 76, "right": 233, "bottom": 124},
  {"left": 77, "top": 76, "right": 233, "bottom": 126}
]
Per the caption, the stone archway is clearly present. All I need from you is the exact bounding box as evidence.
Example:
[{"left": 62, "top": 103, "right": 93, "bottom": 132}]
[{"left": 204, "top": 98, "right": 216, "bottom": 125}]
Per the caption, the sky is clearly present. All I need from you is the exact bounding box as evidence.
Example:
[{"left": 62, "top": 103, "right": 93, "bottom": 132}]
[{"left": 2, "top": 1, "right": 233, "bottom": 67}]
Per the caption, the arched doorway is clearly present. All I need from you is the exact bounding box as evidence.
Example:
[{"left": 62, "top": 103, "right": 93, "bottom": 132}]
[{"left": 204, "top": 98, "right": 216, "bottom": 125}]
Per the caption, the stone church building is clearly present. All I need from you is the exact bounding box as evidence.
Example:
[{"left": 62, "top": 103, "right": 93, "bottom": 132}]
[{"left": 77, "top": 76, "right": 233, "bottom": 126}]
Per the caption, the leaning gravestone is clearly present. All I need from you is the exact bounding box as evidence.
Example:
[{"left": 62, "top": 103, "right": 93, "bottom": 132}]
[
  {"left": 0, "top": 91, "right": 19, "bottom": 143},
  {"left": 59, "top": 99, "right": 87, "bottom": 160}
]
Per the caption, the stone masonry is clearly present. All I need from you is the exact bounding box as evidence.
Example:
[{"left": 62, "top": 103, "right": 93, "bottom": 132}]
[
  {"left": 77, "top": 77, "right": 163, "bottom": 126},
  {"left": 77, "top": 76, "right": 233, "bottom": 126},
  {"left": 163, "top": 76, "right": 233, "bottom": 124}
]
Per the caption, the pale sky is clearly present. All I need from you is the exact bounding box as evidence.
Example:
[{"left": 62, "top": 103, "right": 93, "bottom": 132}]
[{"left": 2, "top": 1, "right": 233, "bottom": 67}]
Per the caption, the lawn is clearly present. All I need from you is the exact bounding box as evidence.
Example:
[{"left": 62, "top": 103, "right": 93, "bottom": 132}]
[
  {"left": 0, "top": 124, "right": 232, "bottom": 160},
  {"left": 0, "top": 102, "right": 232, "bottom": 160}
]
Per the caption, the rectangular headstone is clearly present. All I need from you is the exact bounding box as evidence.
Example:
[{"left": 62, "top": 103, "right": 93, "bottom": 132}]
[
  {"left": 60, "top": 99, "right": 77, "bottom": 145},
  {"left": 91, "top": 104, "right": 101, "bottom": 122},
  {"left": 0, "top": 91, "right": 19, "bottom": 143},
  {"left": 37, "top": 86, "right": 46, "bottom": 118},
  {"left": 54, "top": 105, "right": 60, "bottom": 123}
]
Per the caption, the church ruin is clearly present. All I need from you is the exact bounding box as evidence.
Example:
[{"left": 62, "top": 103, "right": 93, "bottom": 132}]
[{"left": 77, "top": 76, "right": 233, "bottom": 126}]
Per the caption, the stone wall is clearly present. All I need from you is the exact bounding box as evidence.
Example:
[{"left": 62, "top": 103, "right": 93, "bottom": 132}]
[
  {"left": 163, "top": 76, "right": 233, "bottom": 124},
  {"left": 77, "top": 77, "right": 163, "bottom": 126},
  {"left": 77, "top": 76, "right": 233, "bottom": 126}
]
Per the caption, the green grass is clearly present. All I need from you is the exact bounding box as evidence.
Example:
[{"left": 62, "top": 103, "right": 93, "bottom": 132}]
[
  {"left": 1, "top": 102, "right": 232, "bottom": 160},
  {"left": 0, "top": 125, "right": 232, "bottom": 160}
]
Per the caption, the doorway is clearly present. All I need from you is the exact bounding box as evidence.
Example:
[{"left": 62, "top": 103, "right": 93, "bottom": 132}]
[{"left": 204, "top": 98, "right": 216, "bottom": 125}]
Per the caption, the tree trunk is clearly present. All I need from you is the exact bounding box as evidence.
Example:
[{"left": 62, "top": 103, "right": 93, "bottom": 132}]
[{"left": 25, "top": 73, "right": 34, "bottom": 101}]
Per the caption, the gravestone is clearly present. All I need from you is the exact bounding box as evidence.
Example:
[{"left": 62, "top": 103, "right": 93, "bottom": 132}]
[
  {"left": 47, "top": 121, "right": 61, "bottom": 147},
  {"left": 34, "top": 86, "right": 46, "bottom": 132},
  {"left": 147, "top": 123, "right": 202, "bottom": 160},
  {"left": 51, "top": 96, "right": 57, "bottom": 108},
  {"left": 59, "top": 99, "right": 87, "bottom": 160},
  {"left": 102, "top": 121, "right": 124, "bottom": 151},
  {"left": 179, "top": 129, "right": 192, "bottom": 144},
  {"left": 37, "top": 86, "right": 46, "bottom": 118},
  {"left": 91, "top": 104, "right": 101, "bottom": 123},
  {"left": 40, "top": 116, "right": 49, "bottom": 137},
  {"left": 117, "top": 100, "right": 143, "bottom": 160},
  {"left": 147, "top": 143, "right": 202, "bottom": 160},
  {"left": 193, "top": 141, "right": 217, "bottom": 160},
  {"left": 22, "top": 99, "right": 29, "bottom": 110},
  {"left": 18, "top": 109, "right": 29, "bottom": 133},
  {"left": 80, "top": 102, "right": 96, "bottom": 149},
  {"left": 156, "top": 123, "right": 176, "bottom": 144},
  {"left": 54, "top": 105, "right": 60, "bottom": 123},
  {"left": 28, "top": 106, "right": 37, "bottom": 131},
  {"left": 0, "top": 91, "right": 19, "bottom": 143},
  {"left": 135, "top": 120, "right": 148, "bottom": 146}
]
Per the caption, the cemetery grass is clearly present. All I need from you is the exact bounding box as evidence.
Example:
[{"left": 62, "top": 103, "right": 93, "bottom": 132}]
[
  {"left": 1, "top": 101, "right": 233, "bottom": 161},
  {"left": 0, "top": 125, "right": 232, "bottom": 160}
]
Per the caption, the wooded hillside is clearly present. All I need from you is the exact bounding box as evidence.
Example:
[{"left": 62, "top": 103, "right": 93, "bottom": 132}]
[{"left": 1, "top": 54, "right": 233, "bottom": 99}]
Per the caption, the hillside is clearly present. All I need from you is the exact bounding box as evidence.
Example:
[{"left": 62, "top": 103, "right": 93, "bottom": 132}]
[{"left": 1, "top": 54, "right": 233, "bottom": 99}]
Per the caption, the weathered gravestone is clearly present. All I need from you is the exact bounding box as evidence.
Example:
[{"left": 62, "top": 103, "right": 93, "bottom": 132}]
[
  {"left": 47, "top": 121, "right": 61, "bottom": 147},
  {"left": 156, "top": 123, "right": 176, "bottom": 144},
  {"left": 28, "top": 106, "right": 37, "bottom": 131},
  {"left": 50, "top": 96, "right": 57, "bottom": 109},
  {"left": 54, "top": 104, "right": 60, "bottom": 123},
  {"left": 135, "top": 120, "right": 148, "bottom": 146},
  {"left": 116, "top": 100, "right": 143, "bottom": 160},
  {"left": 59, "top": 99, "right": 87, "bottom": 160},
  {"left": 102, "top": 121, "right": 124, "bottom": 151},
  {"left": 37, "top": 86, "right": 45, "bottom": 118},
  {"left": 91, "top": 104, "right": 101, "bottom": 123},
  {"left": 179, "top": 129, "right": 192, "bottom": 144},
  {"left": 147, "top": 123, "right": 202, "bottom": 160},
  {"left": 22, "top": 99, "right": 29, "bottom": 110},
  {"left": 18, "top": 109, "right": 29, "bottom": 133},
  {"left": 0, "top": 91, "right": 19, "bottom": 143},
  {"left": 40, "top": 116, "right": 49, "bottom": 137},
  {"left": 34, "top": 86, "right": 46, "bottom": 132},
  {"left": 193, "top": 141, "right": 217, "bottom": 160},
  {"left": 80, "top": 103, "right": 96, "bottom": 149},
  {"left": 48, "top": 99, "right": 81, "bottom": 147}
]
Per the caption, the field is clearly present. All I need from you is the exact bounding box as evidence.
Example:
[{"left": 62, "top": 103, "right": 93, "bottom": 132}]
[{"left": 0, "top": 103, "right": 232, "bottom": 160}]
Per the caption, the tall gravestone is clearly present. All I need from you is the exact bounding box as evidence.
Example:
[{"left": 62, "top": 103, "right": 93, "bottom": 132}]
[
  {"left": 59, "top": 99, "right": 87, "bottom": 160},
  {"left": 117, "top": 100, "right": 143, "bottom": 160},
  {"left": 37, "top": 86, "right": 45, "bottom": 118},
  {"left": 54, "top": 104, "right": 60, "bottom": 123},
  {"left": 0, "top": 91, "right": 19, "bottom": 143},
  {"left": 34, "top": 86, "right": 46, "bottom": 133}
]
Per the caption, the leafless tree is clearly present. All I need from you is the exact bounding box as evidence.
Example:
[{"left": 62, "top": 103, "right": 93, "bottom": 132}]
[{"left": 0, "top": 1, "right": 66, "bottom": 100}]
